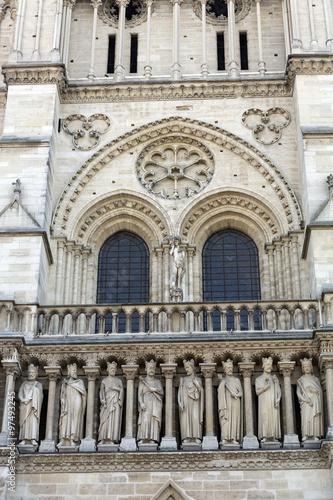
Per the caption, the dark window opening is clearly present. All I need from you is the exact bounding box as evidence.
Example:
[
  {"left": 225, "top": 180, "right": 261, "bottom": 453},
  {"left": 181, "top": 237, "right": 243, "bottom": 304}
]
[
  {"left": 107, "top": 35, "right": 116, "bottom": 73},
  {"left": 106, "top": 0, "right": 142, "bottom": 22},
  {"left": 207, "top": 0, "right": 228, "bottom": 18},
  {"left": 217, "top": 32, "right": 225, "bottom": 70},
  {"left": 203, "top": 229, "right": 261, "bottom": 331},
  {"left": 239, "top": 32, "right": 248, "bottom": 70},
  {"left": 130, "top": 34, "right": 138, "bottom": 73}
]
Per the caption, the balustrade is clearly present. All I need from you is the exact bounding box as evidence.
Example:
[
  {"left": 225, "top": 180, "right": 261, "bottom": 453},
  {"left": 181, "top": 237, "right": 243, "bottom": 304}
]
[{"left": 0, "top": 300, "right": 322, "bottom": 337}]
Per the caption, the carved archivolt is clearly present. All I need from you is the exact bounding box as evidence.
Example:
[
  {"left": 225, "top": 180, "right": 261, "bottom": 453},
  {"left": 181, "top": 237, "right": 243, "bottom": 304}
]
[
  {"left": 136, "top": 138, "right": 214, "bottom": 199},
  {"left": 63, "top": 114, "right": 111, "bottom": 151},
  {"left": 242, "top": 108, "right": 291, "bottom": 145},
  {"left": 52, "top": 117, "right": 302, "bottom": 236},
  {"left": 192, "top": 0, "right": 251, "bottom": 26}
]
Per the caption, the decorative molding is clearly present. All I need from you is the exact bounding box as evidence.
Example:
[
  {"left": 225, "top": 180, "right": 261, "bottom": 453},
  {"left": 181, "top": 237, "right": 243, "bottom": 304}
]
[
  {"left": 1, "top": 63, "right": 66, "bottom": 89},
  {"left": 51, "top": 117, "right": 302, "bottom": 235},
  {"left": 98, "top": 0, "right": 150, "bottom": 28},
  {"left": 286, "top": 55, "right": 333, "bottom": 78},
  {"left": 11, "top": 443, "right": 333, "bottom": 473},
  {"left": 192, "top": 0, "right": 251, "bottom": 26},
  {"left": 63, "top": 114, "right": 111, "bottom": 151},
  {"left": 242, "top": 108, "right": 291, "bottom": 145},
  {"left": 136, "top": 138, "right": 214, "bottom": 199}
]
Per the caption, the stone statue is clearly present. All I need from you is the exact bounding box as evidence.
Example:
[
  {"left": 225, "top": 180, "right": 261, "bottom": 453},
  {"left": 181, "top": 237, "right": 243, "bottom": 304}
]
[
  {"left": 170, "top": 237, "right": 186, "bottom": 289},
  {"left": 255, "top": 357, "right": 281, "bottom": 443},
  {"left": 218, "top": 359, "right": 243, "bottom": 445},
  {"left": 58, "top": 363, "right": 87, "bottom": 447},
  {"left": 137, "top": 360, "right": 164, "bottom": 444},
  {"left": 297, "top": 358, "right": 324, "bottom": 442},
  {"left": 18, "top": 364, "right": 43, "bottom": 446},
  {"left": 98, "top": 362, "right": 124, "bottom": 444},
  {"left": 178, "top": 359, "right": 204, "bottom": 444}
]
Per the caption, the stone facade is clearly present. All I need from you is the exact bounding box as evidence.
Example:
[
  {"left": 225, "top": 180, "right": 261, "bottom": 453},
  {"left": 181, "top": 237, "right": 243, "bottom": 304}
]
[{"left": 0, "top": 0, "right": 333, "bottom": 498}]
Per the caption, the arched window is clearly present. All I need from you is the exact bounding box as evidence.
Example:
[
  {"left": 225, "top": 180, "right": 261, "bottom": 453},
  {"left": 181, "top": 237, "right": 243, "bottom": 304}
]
[
  {"left": 97, "top": 232, "right": 149, "bottom": 332},
  {"left": 203, "top": 229, "right": 261, "bottom": 330}
]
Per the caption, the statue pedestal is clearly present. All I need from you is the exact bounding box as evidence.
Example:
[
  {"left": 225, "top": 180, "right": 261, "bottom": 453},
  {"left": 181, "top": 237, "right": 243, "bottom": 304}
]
[
  {"left": 181, "top": 441, "right": 202, "bottom": 451},
  {"left": 260, "top": 440, "right": 281, "bottom": 450},
  {"left": 283, "top": 433, "right": 300, "bottom": 449},
  {"left": 97, "top": 442, "right": 119, "bottom": 452},
  {"left": 138, "top": 441, "right": 158, "bottom": 452},
  {"left": 242, "top": 434, "right": 259, "bottom": 449},
  {"left": 79, "top": 437, "right": 96, "bottom": 452},
  {"left": 39, "top": 439, "right": 56, "bottom": 453},
  {"left": 170, "top": 288, "right": 183, "bottom": 303},
  {"left": 17, "top": 443, "right": 38, "bottom": 454},
  {"left": 202, "top": 435, "right": 219, "bottom": 450},
  {"left": 119, "top": 436, "right": 137, "bottom": 452},
  {"left": 57, "top": 443, "right": 79, "bottom": 453},
  {"left": 160, "top": 436, "right": 177, "bottom": 451},
  {"left": 302, "top": 439, "right": 322, "bottom": 449},
  {"left": 219, "top": 441, "right": 241, "bottom": 450}
]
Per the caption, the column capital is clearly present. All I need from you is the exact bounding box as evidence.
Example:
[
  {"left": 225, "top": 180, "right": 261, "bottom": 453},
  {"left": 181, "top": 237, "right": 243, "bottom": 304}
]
[
  {"left": 238, "top": 362, "right": 255, "bottom": 378},
  {"left": 64, "top": 0, "right": 76, "bottom": 8},
  {"left": 320, "top": 354, "right": 333, "bottom": 370},
  {"left": 199, "top": 363, "right": 216, "bottom": 378},
  {"left": 278, "top": 361, "right": 295, "bottom": 377},
  {"left": 116, "top": 0, "right": 130, "bottom": 6},
  {"left": 44, "top": 366, "right": 62, "bottom": 381},
  {"left": 91, "top": 0, "right": 102, "bottom": 8},
  {"left": 121, "top": 364, "right": 139, "bottom": 380},
  {"left": 1, "top": 359, "right": 21, "bottom": 377},
  {"left": 170, "top": 0, "right": 183, "bottom": 5},
  {"left": 160, "top": 363, "right": 177, "bottom": 379},
  {"left": 155, "top": 247, "right": 164, "bottom": 257},
  {"left": 83, "top": 365, "right": 101, "bottom": 380}
]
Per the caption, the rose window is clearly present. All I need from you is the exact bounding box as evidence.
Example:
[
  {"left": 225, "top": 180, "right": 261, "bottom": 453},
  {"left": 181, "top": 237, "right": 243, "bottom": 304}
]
[
  {"left": 192, "top": 0, "right": 251, "bottom": 26},
  {"left": 98, "top": 0, "right": 148, "bottom": 28},
  {"left": 136, "top": 140, "right": 214, "bottom": 199}
]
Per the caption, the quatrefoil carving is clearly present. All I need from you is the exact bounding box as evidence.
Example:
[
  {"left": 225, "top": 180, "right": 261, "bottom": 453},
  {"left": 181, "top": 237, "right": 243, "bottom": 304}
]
[
  {"left": 63, "top": 114, "right": 111, "bottom": 151},
  {"left": 242, "top": 108, "right": 291, "bottom": 145}
]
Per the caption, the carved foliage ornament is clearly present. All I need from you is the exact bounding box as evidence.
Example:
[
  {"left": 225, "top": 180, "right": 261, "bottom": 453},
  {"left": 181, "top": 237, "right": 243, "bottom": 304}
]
[
  {"left": 63, "top": 114, "right": 110, "bottom": 151},
  {"left": 98, "top": 0, "right": 149, "bottom": 28},
  {"left": 242, "top": 108, "right": 291, "bottom": 145},
  {"left": 136, "top": 139, "right": 214, "bottom": 199},
  {"left": 192, "top": 0, "right": 251, "bottom": 26}
]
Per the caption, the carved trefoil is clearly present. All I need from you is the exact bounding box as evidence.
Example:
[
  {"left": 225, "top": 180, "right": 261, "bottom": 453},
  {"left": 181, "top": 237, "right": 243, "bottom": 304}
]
[{"left": 242, "top": 108, "right": 291, "bottom": 145}]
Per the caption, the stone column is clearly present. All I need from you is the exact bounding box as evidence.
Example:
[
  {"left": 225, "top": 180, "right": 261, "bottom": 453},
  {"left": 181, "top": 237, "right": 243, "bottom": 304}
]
[
  {"left": 39, "top": 366, "right": 62, "bottom": 453},
  {"left": 156, "top": 248, "right": 163, "bottom": 303},
  {"left": 255, "top": 0, "right": 266, "bottom": 74},
  {"left": 163, "top": 244, "right": 170, "bottom": 302},
  {"left": 307, "top": 0, "right": 318, "bottom": 49},
  {"left": 62, "top": 0, "right": 75, "bottom": 69},
  {"left": 274, "top": 242, "right": 284, "bottom": 299},
  {"left": 115, "top": 0, "right": 129, "bottom": 81},
  {"left": 320, "top": 356, "right": 333, "bottom": 440},
  {"left": 239, "top": 362, "right": 259, "bottom": 449},
  {"left": 72, "top": 248, "right": 81, "bottom": 304},
  {"left": 200, "top": 363, "right": 218, "bottom": 450},
  {"left": 289, "top": 0, "right": 302, "bottom": 49},
  {"left": 323, "top": 0, "right": 333, "bottom": 51},
  {"left": 278, "top": 361, "right": 300, "bottom": 448},
  {"left": 171, "top": 0, "right": 182, "bottom": 79},
  {"left": 0, "top": 359, "right": 21, "bottom": 446},
  {"left": 51, "top": 0, "right": 64, "bottom": 61},
  {"left": 227, "top": 0, "right": 239, "bottom": 77},
  {"left": 282, "top": 238, "right": 292, "bottom": 299},
  {"left": 200, "top": 0, "right": 209, "bottom": 77},
  {"left": 32, "top": 0, "right": 44, "bottom": 60},
  {"left": 187, "top": 248, "right": 195, "bottom": 301},
  {"left": 144, "top": 0, "right": 153, "bottom": 78},
  {"left": 290, "top": 235, "right": 301, "bottom": 299},
  {"left": 280, "top": 0, "right": 291, "bottom": 57},
  {"left": 79, "top": 365, "right": 100, "bottom": 451},
  {"left": 80, "top": 248, "right": 90, "bottom": 304},
  {"left": 87, "top": 0, "right": 102, "bottom": 79},
  {"left": 120, "top": 364, "right": 138, "bottom": 451},
  {"left": 10, "top": 0, "right": 27, "bottom": 60},
  {"left": 160, "top": 363, "right": 177, "bottom": 450},
  {"left": 64, "top": 242, "right": 74, "bottom": 303},
  {"left": 55, "top": 240, "right": 65, "bottom": 304}
]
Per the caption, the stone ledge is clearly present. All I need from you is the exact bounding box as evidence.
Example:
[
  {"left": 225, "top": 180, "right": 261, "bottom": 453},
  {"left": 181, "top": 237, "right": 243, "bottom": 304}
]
[{"left": 4, "top": 441, "right": 332, "bottom": 473}]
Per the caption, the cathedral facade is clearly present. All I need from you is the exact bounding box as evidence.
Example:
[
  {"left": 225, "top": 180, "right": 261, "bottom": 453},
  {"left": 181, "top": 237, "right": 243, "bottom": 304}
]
[{"left": 0, "top": 0, "right": 333, "bottom": 498}]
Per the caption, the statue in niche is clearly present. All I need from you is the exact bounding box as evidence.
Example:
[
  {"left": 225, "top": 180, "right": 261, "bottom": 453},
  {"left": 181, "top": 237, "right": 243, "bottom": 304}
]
[
  {"left": 178, "top": 359, "right": 204, "bottom": 444},
  {"left": 297, "top": 358, "right": 324, "bottom": 442},
  {"left": 255, "top": 357, "right": 281, "bottom": 443},
  {"left": 137, "top": 359, "right": 164, "bottom": 444},
  {"left": 98, "top": 362, "right": 124, "bottom": 444},
  {"left": 170, "top": 237, "right": 186, "bottom": 289},
  {"left": 218, "top": 359, "right": 243, "bottom": 445},
  {"left": 58, "top": 363, "right": 87, "bottom": 447},
  {"left": 18, "top": 364, "right": 43, "bottom": 446}
]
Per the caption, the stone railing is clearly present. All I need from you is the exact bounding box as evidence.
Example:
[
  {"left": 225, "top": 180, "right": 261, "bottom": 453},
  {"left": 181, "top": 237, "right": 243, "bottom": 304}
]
[{"left": 0, "top": 300, "right": 323, "bottom": 337}]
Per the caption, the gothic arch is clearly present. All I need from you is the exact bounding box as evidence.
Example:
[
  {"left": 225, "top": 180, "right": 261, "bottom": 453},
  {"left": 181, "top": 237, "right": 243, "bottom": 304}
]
[
  {"left": 52, "top": 116, "right": 302, "bottom": 236},
  {"left": 68, "top": 191, "right": 171, "bottom": 252}
]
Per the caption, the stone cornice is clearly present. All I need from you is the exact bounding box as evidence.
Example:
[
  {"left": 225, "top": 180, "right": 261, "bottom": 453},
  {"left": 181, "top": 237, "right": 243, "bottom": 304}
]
[
  {"left": 0, "top": 57, "right": 331, "bottom": 104},
  {"left": 9, "top": 442, "right": 333, "bottom": 472}
]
